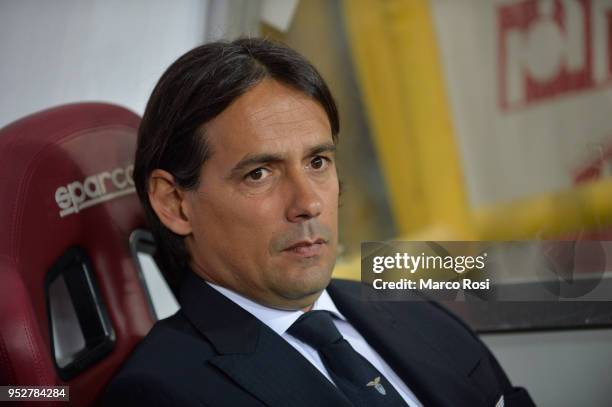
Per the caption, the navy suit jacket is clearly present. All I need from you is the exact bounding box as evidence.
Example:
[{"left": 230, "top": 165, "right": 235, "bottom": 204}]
[{"left": 104, "top": 271, "right": 535, "bottom": 406}]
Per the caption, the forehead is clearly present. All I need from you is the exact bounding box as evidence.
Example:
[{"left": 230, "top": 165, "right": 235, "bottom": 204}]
[{"left": 204, "top": 79, "right": 332, "bottom": 159}]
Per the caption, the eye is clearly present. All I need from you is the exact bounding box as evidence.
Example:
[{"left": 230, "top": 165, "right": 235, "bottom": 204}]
[
  {"left": 310, "top": 156, "right": 328, "bottom": 170},
  {"left": 246, "top": 167, "right": 270, "bottom": 182}
]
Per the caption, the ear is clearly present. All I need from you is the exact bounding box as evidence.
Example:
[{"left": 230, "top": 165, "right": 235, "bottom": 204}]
[{"left": 148, "top": 169, "right": 192, "bottom": 236}]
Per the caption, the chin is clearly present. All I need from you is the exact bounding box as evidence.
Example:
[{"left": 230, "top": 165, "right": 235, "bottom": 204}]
[{"left": 279, "top": 265, "right": 333, "bottom": 300}]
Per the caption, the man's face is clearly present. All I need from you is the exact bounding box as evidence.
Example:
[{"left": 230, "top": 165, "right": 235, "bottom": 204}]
[{"left": 184, "top": 79, "right": 339, "bottom": 310}]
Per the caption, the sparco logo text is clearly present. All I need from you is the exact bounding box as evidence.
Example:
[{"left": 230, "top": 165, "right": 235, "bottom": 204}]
[{"left": 55, "top": 164, "right": 135, "bottom": 218}]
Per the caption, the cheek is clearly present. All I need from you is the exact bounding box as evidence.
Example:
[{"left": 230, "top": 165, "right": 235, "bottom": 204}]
[
  {"left": 323, "top": 180, "right": 340, "bottom": 217},
  {"left": 193, "top": 192, "right": 282, "bottom": 246}
]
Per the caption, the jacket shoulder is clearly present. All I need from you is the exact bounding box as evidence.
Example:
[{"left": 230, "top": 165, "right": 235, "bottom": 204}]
[
  {"left": 120, "top": 310, "right": 216, "bottom": 371},
  {"left": 104, "top": 311, "right": 216, "bottom": 405},
  {"left": 328, "top": 278, "right": 514, "bottom": 393},
  {"left": 327, "top": 278, "right": 504, "bottom": 377},
  {"left": 329, "top": 278, "right": 473, "bottom": 334}
]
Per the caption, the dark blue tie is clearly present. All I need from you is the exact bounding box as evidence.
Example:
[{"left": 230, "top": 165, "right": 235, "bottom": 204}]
[{"left": 288, "top": 310, "right": 408, "bottom": 407}]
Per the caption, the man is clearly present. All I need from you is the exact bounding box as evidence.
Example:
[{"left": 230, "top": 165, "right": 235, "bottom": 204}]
[{"left": 105, "top": 38, "right": 535, "bottom": 406}]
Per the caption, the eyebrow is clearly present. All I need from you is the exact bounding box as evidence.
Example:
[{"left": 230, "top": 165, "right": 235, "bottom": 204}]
[
  {"left": 309, "top": 142, "right": 336, "bottom": 157},
  {"left": 229, "top": 142, "right": 336, "bottom": 178}
]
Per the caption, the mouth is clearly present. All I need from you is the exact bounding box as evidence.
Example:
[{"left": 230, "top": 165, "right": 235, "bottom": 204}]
[{"left": 283, "top": 238, "right": 327, "bottom": 258}]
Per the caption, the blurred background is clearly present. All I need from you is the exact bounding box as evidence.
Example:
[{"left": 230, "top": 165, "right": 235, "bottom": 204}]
[{"left": 1, "top": 0, "right": 612, "bottom": 405}]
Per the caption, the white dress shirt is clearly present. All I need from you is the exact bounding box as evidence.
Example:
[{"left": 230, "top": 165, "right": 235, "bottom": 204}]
[{"left": 207, "top": 282, "right": 422, "bottom": 407}]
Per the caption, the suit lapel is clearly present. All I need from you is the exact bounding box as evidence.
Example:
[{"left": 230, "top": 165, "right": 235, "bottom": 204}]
[
  {"left": 179, "top": 272, "right": 352, "bottom": 407},
  {"left": 209, "top": 327, "right": 352, "bottom": 407},
  {"left": 327, "top": 280, "right": 486, "bottom": 407}
]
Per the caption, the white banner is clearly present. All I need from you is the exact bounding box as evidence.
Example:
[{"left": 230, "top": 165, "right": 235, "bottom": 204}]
[{"left": 431, "top": 0, "right": 612, "bottom": 207}]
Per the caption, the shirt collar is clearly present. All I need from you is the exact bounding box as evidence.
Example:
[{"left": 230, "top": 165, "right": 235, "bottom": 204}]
[{"left": 206, "top": 281, "right": 346, "bottom": 337}]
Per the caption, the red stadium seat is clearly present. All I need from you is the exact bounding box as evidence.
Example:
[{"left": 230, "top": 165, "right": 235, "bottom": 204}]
[{"left": 0, "top": 103, "right": 156, "bottom": 406}]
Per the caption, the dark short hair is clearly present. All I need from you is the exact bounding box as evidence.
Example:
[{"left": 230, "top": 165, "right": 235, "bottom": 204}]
[{"left": 133, "top": 37, "right": 339, "bottom": 288}]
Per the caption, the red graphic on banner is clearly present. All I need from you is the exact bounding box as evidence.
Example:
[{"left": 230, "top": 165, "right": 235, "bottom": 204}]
[
  {"left": 498, "top": 0, "right": 612, "bottom": 110},
  {"left": 574, "top": 143, "right": 612, "bottom": 184}
]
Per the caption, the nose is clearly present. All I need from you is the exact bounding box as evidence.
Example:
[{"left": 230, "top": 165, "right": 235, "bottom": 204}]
[{"left": 285, "top": 172, "right": 323, "bottom": 222}]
